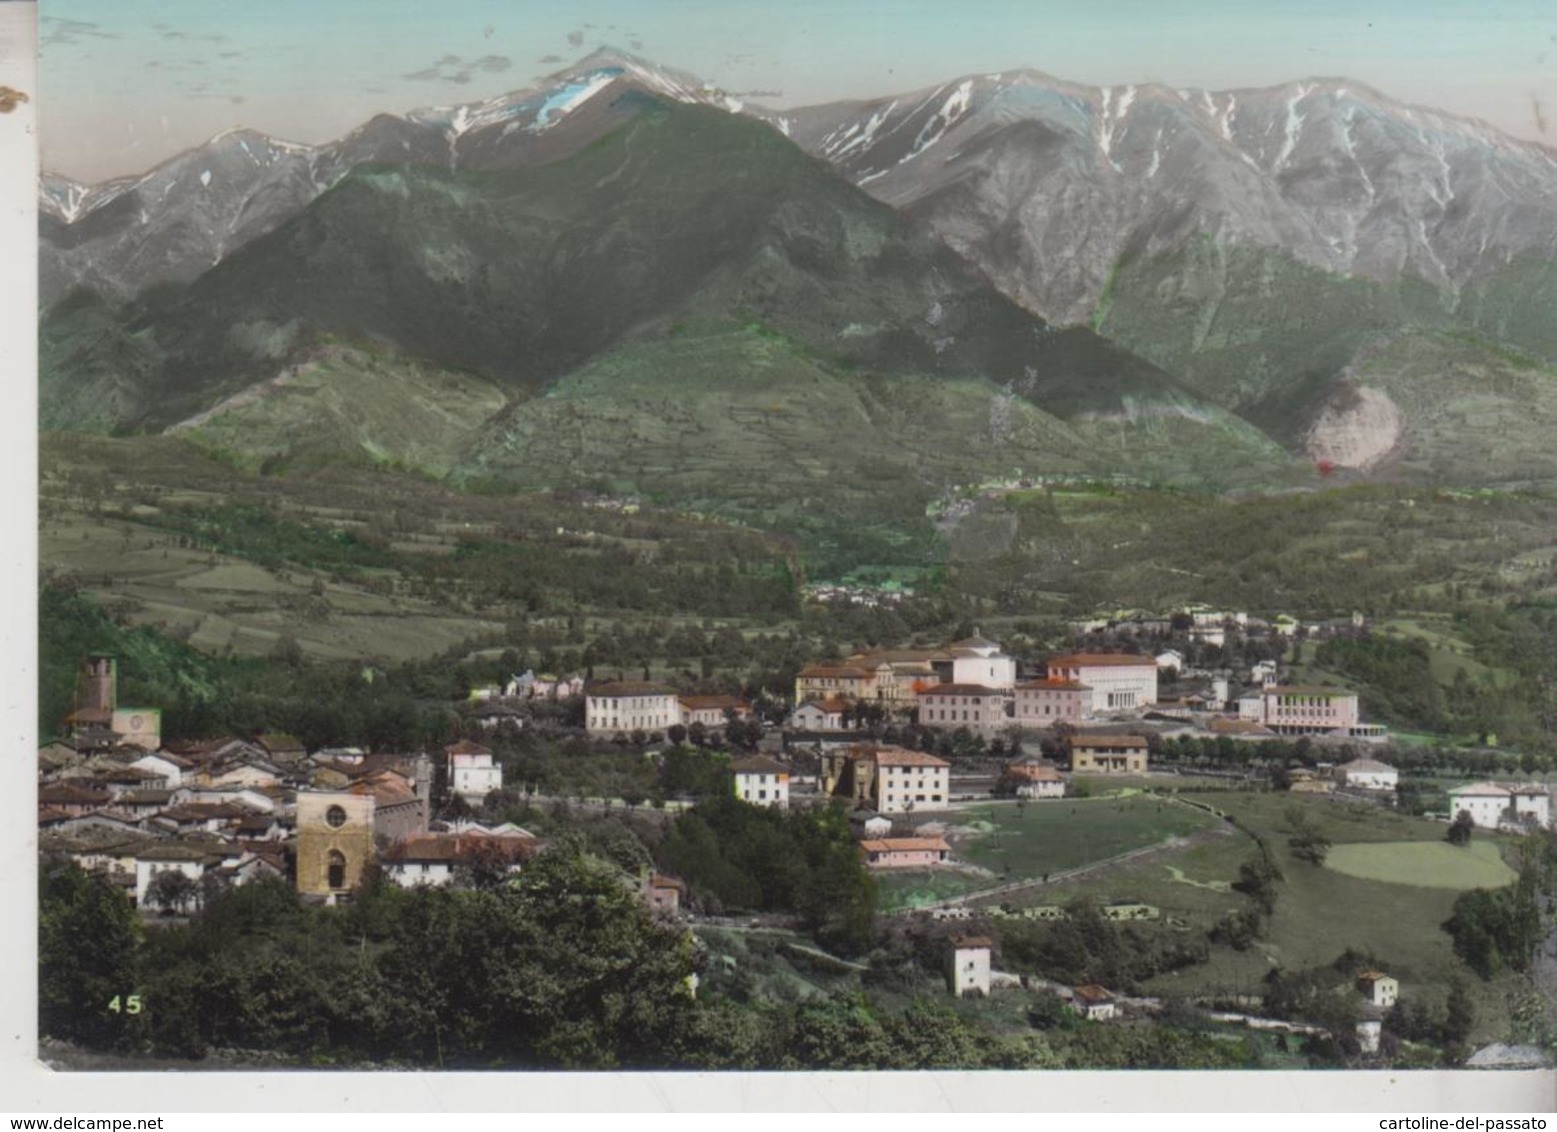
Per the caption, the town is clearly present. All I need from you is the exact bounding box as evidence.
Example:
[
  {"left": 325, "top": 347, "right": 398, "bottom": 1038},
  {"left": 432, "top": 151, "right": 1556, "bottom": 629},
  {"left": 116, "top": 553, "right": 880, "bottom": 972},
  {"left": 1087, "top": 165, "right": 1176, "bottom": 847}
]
[{"left": 37, "top": 600, "right": 1556, "bottom": 1072}]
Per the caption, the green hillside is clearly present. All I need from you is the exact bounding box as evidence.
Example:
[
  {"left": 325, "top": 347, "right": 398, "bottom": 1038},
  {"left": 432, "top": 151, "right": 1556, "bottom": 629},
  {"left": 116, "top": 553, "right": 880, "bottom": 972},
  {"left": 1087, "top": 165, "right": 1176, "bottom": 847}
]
[
  {"left": 1094, "top": 237, "right": 1452, "bottom": 437},
  {"left": 174, "top": 340, "right": 509, "bottom": 476},
  {"left": 1341, "top": 330, "right": 1557, "bottom": 484},
  {"left": 41, "top": 98, "right": 1188, "bottom": 437}
]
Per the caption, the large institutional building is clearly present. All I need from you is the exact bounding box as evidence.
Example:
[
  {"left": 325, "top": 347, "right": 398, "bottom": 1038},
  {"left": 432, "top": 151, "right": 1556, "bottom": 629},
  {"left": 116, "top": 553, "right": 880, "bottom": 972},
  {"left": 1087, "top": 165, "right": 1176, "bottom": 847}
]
[
  {"left": 1044, "top": 654, "right": 1158, "bottom": 714},
  {"left": 584, "top": 681, "right": 681, "bottom": 736}
]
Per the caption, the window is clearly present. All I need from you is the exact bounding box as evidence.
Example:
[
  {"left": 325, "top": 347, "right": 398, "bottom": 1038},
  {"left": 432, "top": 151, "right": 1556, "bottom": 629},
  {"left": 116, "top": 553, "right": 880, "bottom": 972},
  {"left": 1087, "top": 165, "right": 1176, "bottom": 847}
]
[
  {"left": 327, "top": 849, "right": 347, "bottom": 890},
  {"left": 325, "top": 804, "right": 347, "bottom": 829}
]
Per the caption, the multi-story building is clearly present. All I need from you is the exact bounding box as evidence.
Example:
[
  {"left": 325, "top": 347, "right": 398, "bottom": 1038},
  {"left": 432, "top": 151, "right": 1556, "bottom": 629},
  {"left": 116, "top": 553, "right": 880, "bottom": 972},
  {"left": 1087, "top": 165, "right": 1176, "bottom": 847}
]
[
  {"left": 584, "top": 681, "right": 680, "bottom": 736},
  {"left": 947, "top": 935, "right": 992, "bottom": 998},
  {"left": 1013, "top": 678, "right": 1090, "bottom": 726},
  {"left": 1450, "top": 782, "right": 1553, "bottom": 830},
  {"left": 916, "top": 683, "right": 1011, "bottom": 735},
  {"left": 821, "top": 744, "right": 951, "bottom": 813},
  {"left": 730, "top": 755, "right": 790, "bottom": 808},
  {"left": 1069, "top": 734, "right": 1149, "bottom": 774},
  {"left": 794, "top": 661, "right": 889, "bottom": 706},
  {"left": 1044, "top": 654, "right": 1158, "bottom": 713},
  {"left": 1259, "top": 686, "right": 1359, "bottom": 734},
  {"left": 1448, "top": 782, "right": 1511, "bottom": 829},
  {"left": 445, "top": 739, "right": 504, "bottom": 804}
]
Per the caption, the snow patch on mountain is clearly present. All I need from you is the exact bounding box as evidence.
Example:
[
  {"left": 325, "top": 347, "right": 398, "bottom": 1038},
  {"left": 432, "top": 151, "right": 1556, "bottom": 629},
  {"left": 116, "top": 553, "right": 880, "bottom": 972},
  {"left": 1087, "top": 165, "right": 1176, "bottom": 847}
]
[
  {"left": 905, "top": 81, "right": 973, "bottom": 164},
  {"left": 535, "top": 71, "right": 617, "bottom": 129}
]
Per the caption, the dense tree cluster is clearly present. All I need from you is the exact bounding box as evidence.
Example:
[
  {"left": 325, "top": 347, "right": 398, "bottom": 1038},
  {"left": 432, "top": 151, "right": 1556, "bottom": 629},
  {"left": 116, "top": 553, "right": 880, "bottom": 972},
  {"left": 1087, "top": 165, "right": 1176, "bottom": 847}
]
[
  {"left": 996, "top": 901, "right": 1210, "bottom": 991},
  {"left": 1444, "top": 863, "right": 1544, "bottom": 978},
  {"left": 657, "top": 796, "right": 876, "bottom": 951}
]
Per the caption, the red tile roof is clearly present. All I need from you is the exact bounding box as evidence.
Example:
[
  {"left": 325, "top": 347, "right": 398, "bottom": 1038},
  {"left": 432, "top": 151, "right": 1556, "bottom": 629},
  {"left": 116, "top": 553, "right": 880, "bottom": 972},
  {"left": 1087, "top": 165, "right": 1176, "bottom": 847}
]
[
  {"left": 851, "top": 745, "right": 951, "bottom": 769},
  {"left": 915, "top": 683, "right": 1007, "bottom": 697},
  {"left": 1072, "top": 735, "right": 1149, "bottom": 750},
  {"left": 797, "top": 665, "right": 872, "bottom": 679},
  {"left": 860, "top": 837, "right": 951, "bottom": 854},
  {"left": 1016, "top": 678, "right": 1091, "bottom": 691}
]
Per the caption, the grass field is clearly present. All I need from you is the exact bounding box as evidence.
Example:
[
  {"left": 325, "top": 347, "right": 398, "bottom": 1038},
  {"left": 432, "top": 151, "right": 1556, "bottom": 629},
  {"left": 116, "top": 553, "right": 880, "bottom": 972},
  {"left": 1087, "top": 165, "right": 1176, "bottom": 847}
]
[
  {"left": 1324, "top": 840, "right": 1518, "bottom": 890},
  {"left": 876, "top": 796, "right": 1219, "bottom": 912}
]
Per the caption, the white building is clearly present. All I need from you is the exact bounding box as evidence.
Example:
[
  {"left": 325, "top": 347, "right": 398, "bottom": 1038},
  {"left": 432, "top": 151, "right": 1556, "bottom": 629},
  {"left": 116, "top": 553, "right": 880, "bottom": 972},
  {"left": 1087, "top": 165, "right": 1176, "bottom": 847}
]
[
  {"left": 731, "top": 755, "right": 790, "bottom": 808},
  {"left": 788, "top": 698, "right": 849, "bottom": 731},
  {"left": 1004, "top": 758, "right": 1066, "bottom": 799},
  {"left": 129, "top": 751, "right": 189, "bottom": 787},
  {"left": 1156, "top": 650, "right": 1185, "bottom": 672},
  {"left": 1448, "top": 782, "right": 1514, "bottom": 830},
  {"left": 1450, "top": 782, "right": 1553, "bottom": 831},
  {"left": 134, "top": 844, "right": 214, "bottom": 908},
  {"left": 445, "top": 739, "right": 504, "bottom": 805},
  {"left": 1335, "top": 758, "right": 1399, "bottom": 792},
  {"left": 1044, "top": 654, "right": 1158, "bottom": 713},
  {"left": 948, "top": 935, "right": 992, "bottom": 998},
  {"left": 381, "top": 826, "right": 537, "bottom": 888},
  {"left": 949, "top": 635, "right": 1017, "bottom": 690},
  {"left": 585, "top": 681, "right": 680, "bottom": 736},
  {"left": 1510, "top": 784, "right": 1552, "bottom": 829},
  {"left": 1073, "top": 985, "right": 1116, "bottom": 1021},
  {"left": 1357, "top": 971, "right": 1398, "bottom": 1008}
]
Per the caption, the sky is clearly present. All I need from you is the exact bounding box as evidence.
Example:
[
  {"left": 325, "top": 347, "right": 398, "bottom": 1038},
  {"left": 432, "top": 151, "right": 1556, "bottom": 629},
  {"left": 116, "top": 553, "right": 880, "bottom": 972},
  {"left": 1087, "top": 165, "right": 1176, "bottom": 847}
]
[{"left": 37, "top": 0, "right": 1557, "bottom": 182}]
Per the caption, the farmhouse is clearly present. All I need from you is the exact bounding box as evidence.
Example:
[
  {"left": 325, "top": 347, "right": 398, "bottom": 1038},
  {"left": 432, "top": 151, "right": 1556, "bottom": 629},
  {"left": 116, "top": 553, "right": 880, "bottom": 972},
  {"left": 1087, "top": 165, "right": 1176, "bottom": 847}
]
[
  {"left": 1335, "top": 758, "right": 1399, "bottom": 792},
  {"left": 730, "top": 755, "right": 790, "bottom": 809},
  {"left": 859, "top": 836, "right": 951, "bottom": 868},
  {"left": 787, "top": 697, "right": 850, "bottom": 731},
  {"left": 1069, "top": 734, "right": 1150, "bottom": 774},
  {"left": 1003, "top": 758, "right": 1066, "bottom": 799},
  {"left": 1044, "top": 654, "right": 1158, "bottom": 713},
  {"left": 1448, "top": 782, "right": 1513, "bottom": 830},
  {"left": 1013, "top": 678, "right": 1090, "bottom": 726},
  {"left": 1357, "top": 971, "right": 1399, "bottom": 1008},
  {"left": 1449, "top": 781, "right": 1553, "bottom": 831},
  {"left": 1073, "top": 985, "right": 1117, "bottom": 1021},
  {"left": 916, "top": 683, "right": 1012, "bottom": 735},
  {"left": 584, "top": 681, "right": 680, "bottom": 736},
  {"left": 822, "top": 745, "right": 951, "bottom": 813}
]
